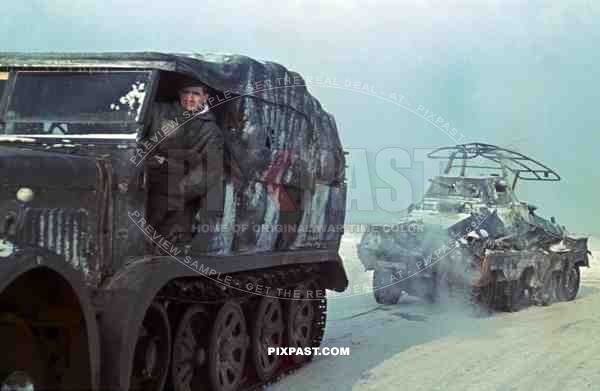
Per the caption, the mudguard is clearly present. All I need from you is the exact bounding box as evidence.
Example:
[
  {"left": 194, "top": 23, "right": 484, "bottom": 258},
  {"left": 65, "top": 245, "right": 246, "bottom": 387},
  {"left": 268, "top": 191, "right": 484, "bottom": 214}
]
[
  {"left": 0, "top": 247, "right": 100, "bottom": 391},
  {"left": 570, "top": 237, "right": 590, "bottom": 267}
]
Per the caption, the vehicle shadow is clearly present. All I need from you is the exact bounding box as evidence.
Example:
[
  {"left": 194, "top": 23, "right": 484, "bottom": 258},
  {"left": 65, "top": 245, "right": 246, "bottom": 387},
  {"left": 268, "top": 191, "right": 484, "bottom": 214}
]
[
  {"left": 576, "top": 284, "right": 599, "bottom": 299},
  {"left": 279, "top": 295, "right": 500, "bottom": 391},
  {"left": 277, "top": 282, "right": 597, "bottom": 391}
]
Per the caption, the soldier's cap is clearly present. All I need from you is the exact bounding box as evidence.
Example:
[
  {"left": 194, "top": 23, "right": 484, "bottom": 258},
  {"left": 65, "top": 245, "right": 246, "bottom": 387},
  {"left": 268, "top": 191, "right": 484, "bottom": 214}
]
[{"left": 178, "top": 79, "right": 209, "bottom": 94}]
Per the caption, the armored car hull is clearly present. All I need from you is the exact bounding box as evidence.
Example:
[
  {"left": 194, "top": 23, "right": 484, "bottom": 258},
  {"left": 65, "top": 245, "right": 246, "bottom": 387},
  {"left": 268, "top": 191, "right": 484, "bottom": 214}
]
[{"left": 358, "top": 143, "right": 590, "bottom": 311}]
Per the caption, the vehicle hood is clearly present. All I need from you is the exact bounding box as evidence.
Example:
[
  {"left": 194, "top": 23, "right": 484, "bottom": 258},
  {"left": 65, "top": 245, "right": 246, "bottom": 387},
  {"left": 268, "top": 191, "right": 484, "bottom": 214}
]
[
  {"left": 357, "top": 206, "right": 505, "bottom": 264},
  {"left": 0, "top": 146, "right": 102, "bottom": 280},
  {"left": 0, "top": 145, "right": 97, "bottom": 189}
]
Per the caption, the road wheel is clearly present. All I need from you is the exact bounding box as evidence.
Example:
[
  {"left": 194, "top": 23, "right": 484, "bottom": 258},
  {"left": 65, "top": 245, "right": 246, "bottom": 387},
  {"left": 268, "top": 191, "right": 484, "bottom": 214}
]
[
  {"left": 130, "top": 302, "right": 172, "bottom": 391},
  {"left": 171, "top": 305, "right": 211, "bottom": 391},
  {"left": 557, "top": 264, "right": 580, "bottom": 302},
  {"left": 0, "top": 315, "right": 47, "bottom": 390},
  {"left": 372, "top": 269, "right": 402, "bottom": 305},
  {"left": 251, "top": 297, "right": 284, "bottom": 381},
  {"left": 285, "top": 284, "right": 317, "bottom": 365},
  {"left": 1, "top": 371, "right": 37, "bottom": 391},
  {"left": 208, "top": 301, "right": 249, "bottom": 391}
]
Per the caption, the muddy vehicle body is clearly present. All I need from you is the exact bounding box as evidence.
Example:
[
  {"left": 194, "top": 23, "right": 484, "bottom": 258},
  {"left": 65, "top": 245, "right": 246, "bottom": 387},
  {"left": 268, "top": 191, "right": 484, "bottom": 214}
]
[
  {"left": 358, "top": 143, "right": 590, "bottom": 310},
  {"left": 0, "top": 52, "right": 348, "bottom": 391}
]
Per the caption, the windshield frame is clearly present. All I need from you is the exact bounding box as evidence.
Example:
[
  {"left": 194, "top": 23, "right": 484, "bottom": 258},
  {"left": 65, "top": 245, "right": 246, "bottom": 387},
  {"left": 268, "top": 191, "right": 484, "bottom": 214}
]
[
  {"left": 424, "top": 176, "right": 492, "bottom": 201},
  {"left": 0, "top": 68, "right": 158, "bottom": 135}
]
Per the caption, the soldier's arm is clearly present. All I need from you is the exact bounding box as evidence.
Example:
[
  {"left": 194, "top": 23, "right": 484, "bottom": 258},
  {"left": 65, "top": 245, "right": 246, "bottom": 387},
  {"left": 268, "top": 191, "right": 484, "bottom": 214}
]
[
  {"left": 179, "top": 122, "right": 226, "bottom": 201},
  {"left": 141, "top": 103, "right": 171, "bottom": 168}
]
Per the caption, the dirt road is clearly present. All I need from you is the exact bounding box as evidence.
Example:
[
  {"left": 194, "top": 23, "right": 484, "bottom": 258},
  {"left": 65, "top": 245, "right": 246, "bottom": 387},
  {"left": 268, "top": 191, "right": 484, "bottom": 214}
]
[{"left": 269, "top": 234, "right": 600, "bottom": 391}]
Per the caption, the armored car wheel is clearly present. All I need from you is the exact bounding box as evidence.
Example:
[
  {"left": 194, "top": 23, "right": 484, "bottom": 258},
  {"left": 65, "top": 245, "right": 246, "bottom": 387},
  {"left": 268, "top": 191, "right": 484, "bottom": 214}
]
[
  {"left": 372, "top": 269, "right": 403, "bottom": 305},
  {"left": 208, "top": 301, "right": 249, "bottom": 391},
  {"left": 504, "top": 279, "right": 527, "bottom": 312},
  {"left": 171, "top": 305, "right": 211, "bottom": 391},
  {"left": 251, "top": 297, "right": 284, "bottom": 381},
  {"left": 537, "top": 272, "right": 559, "bottom": 306},
  {"left": 557, "top": 264, "right": 580, "bottom": 302},
  {"left": 130, "top": 302, "right": 171, "bottom": 391},
  {"left": 408, "top": 276, "right": 437, "bottom": 303},
  {"left": 478, "top": 273, "right": 504, "bottom": 311}
]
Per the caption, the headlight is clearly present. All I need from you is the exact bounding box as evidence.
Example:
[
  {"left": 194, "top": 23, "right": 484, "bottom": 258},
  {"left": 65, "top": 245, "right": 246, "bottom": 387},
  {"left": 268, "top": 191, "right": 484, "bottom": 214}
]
[
  {"left": 0, "top": 239, "right": 15, "bottom": 258},
  {"left": 16, "top": 187, "right": 34, "bottom": 203}
]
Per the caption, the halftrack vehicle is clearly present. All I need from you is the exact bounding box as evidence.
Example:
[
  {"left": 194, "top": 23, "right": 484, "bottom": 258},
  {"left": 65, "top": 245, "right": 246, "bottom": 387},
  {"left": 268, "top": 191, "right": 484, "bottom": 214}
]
[
  {"left": 358, "top": 143, "right": 590, "bottom": 311},
  {"left": 0, "top": 52, "right": 348, "bottom": 391}
]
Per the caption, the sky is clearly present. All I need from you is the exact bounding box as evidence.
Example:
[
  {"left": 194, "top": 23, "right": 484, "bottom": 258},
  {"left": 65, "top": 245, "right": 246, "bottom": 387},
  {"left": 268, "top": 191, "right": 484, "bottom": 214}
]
[{"left": 2, "top": 0, "right": 599, "bottom": 235}]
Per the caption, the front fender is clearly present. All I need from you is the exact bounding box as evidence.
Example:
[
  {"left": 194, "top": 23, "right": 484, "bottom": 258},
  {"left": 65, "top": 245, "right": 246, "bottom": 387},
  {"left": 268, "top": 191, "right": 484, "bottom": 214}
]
[
  {"left": 0, "top": 248, "right": 100, "bottom": 391},
  {"left": 323, "top": 254, "right": 349, "bottom": 292},
  {"left": 97, "top": 259, "right": 185, "bottom": 391}
]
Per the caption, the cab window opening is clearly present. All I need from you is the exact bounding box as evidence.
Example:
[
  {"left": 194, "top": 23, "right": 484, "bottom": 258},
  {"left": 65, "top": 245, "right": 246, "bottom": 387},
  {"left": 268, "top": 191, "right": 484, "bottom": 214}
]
[{"left": 0, "top": 70, "right": 153, "bottom": 135}]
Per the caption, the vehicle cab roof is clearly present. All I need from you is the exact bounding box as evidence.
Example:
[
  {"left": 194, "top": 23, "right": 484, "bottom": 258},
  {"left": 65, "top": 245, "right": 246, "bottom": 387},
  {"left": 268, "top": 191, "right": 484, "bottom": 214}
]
[{"left": 0, "top": 52, "right": 333, "bottom": 122}]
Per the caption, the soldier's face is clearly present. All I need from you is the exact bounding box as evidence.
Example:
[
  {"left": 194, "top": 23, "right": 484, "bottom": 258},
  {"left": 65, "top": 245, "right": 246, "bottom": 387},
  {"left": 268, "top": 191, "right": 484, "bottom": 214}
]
[{"left": 179, "top": 87, "right": 208, "bottom": 112}]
